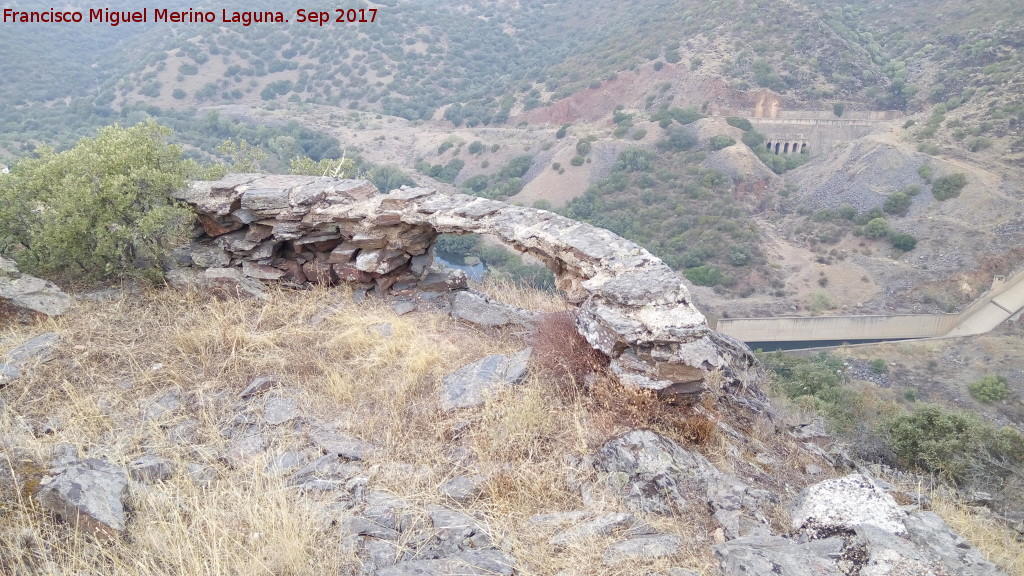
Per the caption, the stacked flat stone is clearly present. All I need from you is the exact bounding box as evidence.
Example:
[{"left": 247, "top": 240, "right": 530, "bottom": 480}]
[{"left": 174, "top": 174, "right": 765, "bottom": 402}]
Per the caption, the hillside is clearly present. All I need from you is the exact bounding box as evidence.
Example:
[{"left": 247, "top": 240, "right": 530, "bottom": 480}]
[
  {"left": 2, "top": 281, "right": 1023, "bottom": 575},
  {"left": 0, "top": 6, "right": 1022, "bottom": 562}
]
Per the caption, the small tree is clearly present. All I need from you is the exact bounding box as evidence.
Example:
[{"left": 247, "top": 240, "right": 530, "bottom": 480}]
[{"left": 0, "top": 122, "right": 198, "bottom": 283}]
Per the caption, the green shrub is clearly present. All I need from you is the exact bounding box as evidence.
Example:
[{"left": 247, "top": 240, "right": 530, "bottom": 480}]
[
  {"left": 932, "top": 173, "right": 967, "bottom": 200},
  {"left": 918, "top": 164, "right": 933, "bottom": 183},
  {"left": 684, "top": 265, "right": 722, "bottom": 286},
  {"left": 833, "top": 103, "right": 845, "bottom": 117},
  {"left": 725, "top": 117, "right": 752, "bottom": 131},
  {"left": 883, "top": 191, "right": 912, "bottom": 216},
  {"left": 575, "top": 140, "right": 592, "bottom": 156},
  {"left": 870, "top": 359, "right": 888, "bottom": 373},
  {"left": 889, "top": 233, "right": 917, "bottom": 251},
  {"left": 0, "top": 122, "right": 198, "bottom": 283},
  {"left": 968, "top": 375, "right": 1010, "bottom": 403},
  {"left": 885, "top": 404, "right": 1024, "bottom": 483},
  {"left": 709, "top": 135, "right": 736, "bottom": 151},
  {"left": 864, "top": 217, "right": 889, "bottom": 238},
  {"left": 570, "top": 155, "right": 585, "bottom": 166}
]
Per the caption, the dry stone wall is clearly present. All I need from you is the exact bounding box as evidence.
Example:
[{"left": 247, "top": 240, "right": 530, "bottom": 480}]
[{"left": 173, "top": 174, "right": 765, "bottom": 404}]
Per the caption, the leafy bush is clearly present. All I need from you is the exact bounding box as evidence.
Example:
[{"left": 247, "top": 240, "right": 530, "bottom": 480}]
[
  {"left": 709, "top": 135, "right": 736, "bottom": 151},
  {"left": 932, "top": 173, "right": 967, "bottom": 200},
  {"left": 870, "top": 359, "right": 888, "bottom": 373},
  {"left": 575, "top": 140, "right": 592, "bottom": 156},
  {"left": 918, "top": 164, "right": 933, "bottom": 183},
  {"left": 885, "top": 404, "right": 1024, "bottom": 483},
  {"left": 613, "top": 148, "right": 655, "bottom": 173},
  {"left": 864, "top": 217, "right": 889, "bottom": 238},
  {"left": 725, "top": 117, "right": 752, "bottom": 131},
  {"left": 889, "top": 233, "right": 917, "bottom": 251},
  {"left": 968, "top": 375, "right": 1010, "bottom": 403},
  {"left": 497, "top": 155, "right": 533, "bottom": 180},
  {"left": 570, "top": 155, "right": 585, "bottom": 166},
  {"left": 883, "top": 191, "right": 912, "bottom": 216},
  {"left": 467, "top": 140, "right": 485, "bottom": 155},
  {"left": 683, "top": 265, "right": 722, "bottom": 286},
  {"left": 0, "top": 122, "right": 198, "bottom": 283},
  {"left": 367, "top": 165, "right": 415, "bottom": 193},
  {"left": 657, "top": 126, "right": 697, "bottom": 152}
]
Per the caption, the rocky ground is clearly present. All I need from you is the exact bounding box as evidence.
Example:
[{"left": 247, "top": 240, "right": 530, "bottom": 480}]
[{"left": 1, "top": 280, "right": 1021, "bottom": 576}]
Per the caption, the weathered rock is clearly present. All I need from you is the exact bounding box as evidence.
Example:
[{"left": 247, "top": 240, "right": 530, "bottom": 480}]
[
  {"left": 791, "top": 474, "right": 907, "bottom": 537},
  {"left": 593, "top": 430, "right": 720, "bottom": 515},
  {"left": 0, "top": 332, "right": 59, "bottom": 385},
  {"left": 376, "top": 549, "right": 515, "bottom": 576},
  {"left": 204, "top": 267, "right": 269, "bottom": 300},
  {"left": 223, "top": 433, "right": 268, "bottom": 468},
  {"left": 36, "top": 458, "right": 129, "bottom": 538},
  {"left": 708, "top": 475, "right": 776, "bottom": 540},
  {"left": 714, "top": 535, "right": 847, "bottom": 576},
  {"left": 391, "top": 299, "right": 417, "bottom": 316},
  {"left": 449, "top": 291, "right": 533, "bottom": 328},
  {"left": 240, "top": 375, "right": 279, "bottom": 398},
  {"left": 440, "top": 348, "right": 532, "bottom": 411},
  {"left": 439, "top": 475, "right": 486, "bottom": 502},
  {"left": 549, "top": 512, "right": 635, "bottom": 546},
  {"left": 309, "top": 428, "right": 373, "bottom": 460},
  {"left": 902, "top": 510, "right": 1004, "bottom": 575},
  {"left": 288, "top": 455, "right": 362, "bottom": 492},
  {"left": 263, "top": 395, "right": 298, "bottom": 425},
  {"left": 0, "top": 257, "right": 72, "bottom": 317},
  {"left": 129, "top": 455, "right": 174, "bottom": 483},
  {"left": 603, "top": 533, "right": 682, "bottom": 565},
  {"left": 142, "top": 388, "right": 181, "bottom": 421}
]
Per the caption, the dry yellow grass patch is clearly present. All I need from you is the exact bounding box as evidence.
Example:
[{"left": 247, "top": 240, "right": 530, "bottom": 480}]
[{"left": 0, "top": 286, "right": 725, "bottom": 575}]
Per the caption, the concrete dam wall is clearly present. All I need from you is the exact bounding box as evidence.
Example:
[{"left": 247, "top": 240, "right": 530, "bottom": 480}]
[
  {"left": 717, "top": 268, "right": 1024, "bottom": 344},
  {"left": 749, "top": 113, "right": 899, "bottom": 158}
]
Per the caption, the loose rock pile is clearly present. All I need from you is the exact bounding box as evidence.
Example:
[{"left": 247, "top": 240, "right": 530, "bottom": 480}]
[{"left": 172, "top": 174, "right": 765, "bottom": 406}]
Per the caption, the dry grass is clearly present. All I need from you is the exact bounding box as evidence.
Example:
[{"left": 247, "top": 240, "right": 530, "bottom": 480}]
[
  {"left": 3, "top": 285, "right": 1020, "bottom": 576},
  {"left": 0, "top": 286, "right": 722, "bottom": 575},
  {"left": 929, "top": 496, "right": 1024, "bottom": 575}
]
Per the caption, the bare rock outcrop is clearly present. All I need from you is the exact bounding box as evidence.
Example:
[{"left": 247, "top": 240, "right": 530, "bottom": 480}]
[
  {"left": 173, "top": 174, "right": 766, "bottom": 404},
  {"left": 35, "top": 458, "right": 129, "bottom": 539},
  {"left": 0, "top": 256, "right": 71, "bottom": 317}
]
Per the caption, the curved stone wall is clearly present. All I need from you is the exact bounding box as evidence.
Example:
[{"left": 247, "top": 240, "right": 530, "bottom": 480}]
[{"left": 174, "top": 174, "right": 765, "bottom": 405}]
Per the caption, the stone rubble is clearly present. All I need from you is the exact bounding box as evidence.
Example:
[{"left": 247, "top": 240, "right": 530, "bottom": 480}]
[{"left": 173, "top": 174, "right": 767, "bottom": 405}]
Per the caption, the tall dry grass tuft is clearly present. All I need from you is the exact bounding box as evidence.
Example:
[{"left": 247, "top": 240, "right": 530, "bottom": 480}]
[{"left": 530, "top": 310, "right": 609, "bottom": 395}]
